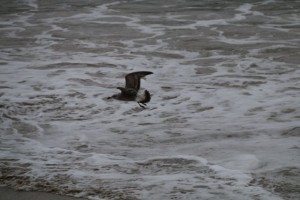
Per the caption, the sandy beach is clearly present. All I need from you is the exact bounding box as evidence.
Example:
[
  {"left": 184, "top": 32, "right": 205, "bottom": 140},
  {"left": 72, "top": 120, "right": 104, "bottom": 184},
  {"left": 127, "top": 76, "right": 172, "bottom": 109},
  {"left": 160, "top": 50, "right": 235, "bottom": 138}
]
[{"left": 0, "top": 187, "right": 87, "bottom": 200}]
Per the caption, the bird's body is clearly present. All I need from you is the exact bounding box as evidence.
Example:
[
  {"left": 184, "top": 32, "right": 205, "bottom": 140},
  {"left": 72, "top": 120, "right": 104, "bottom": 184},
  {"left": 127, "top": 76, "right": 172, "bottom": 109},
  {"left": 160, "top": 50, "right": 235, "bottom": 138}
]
[{"left": 108, "top": 71, "right": 153, "bottom": 108}]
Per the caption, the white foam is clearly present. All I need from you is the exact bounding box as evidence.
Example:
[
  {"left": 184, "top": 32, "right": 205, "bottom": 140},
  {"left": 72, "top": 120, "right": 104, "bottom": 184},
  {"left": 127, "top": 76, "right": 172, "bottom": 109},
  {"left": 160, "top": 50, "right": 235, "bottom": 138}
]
[
  {"left": 236, "top": 3, "right": 253, "bottom": 14},
  {"left": 0, "top": 0, "right": 299, "bottom": 199},
  {"left": 26, "top": 0, "right": 38, "bottom": 10},
  {"left": 217, "top": 154, "right": 263, "bottom": 171}
]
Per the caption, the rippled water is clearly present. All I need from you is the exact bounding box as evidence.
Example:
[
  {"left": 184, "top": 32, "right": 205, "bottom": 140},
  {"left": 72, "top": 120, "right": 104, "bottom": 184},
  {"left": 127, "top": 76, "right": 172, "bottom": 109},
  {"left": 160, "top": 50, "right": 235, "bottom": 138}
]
[{"left": 0, "top": 0, "right": 300, "bottom": 199}]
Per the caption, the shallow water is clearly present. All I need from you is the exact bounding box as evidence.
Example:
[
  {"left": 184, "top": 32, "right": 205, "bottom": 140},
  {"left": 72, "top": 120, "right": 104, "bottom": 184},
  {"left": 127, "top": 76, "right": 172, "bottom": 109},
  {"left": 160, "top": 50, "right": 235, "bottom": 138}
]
[{"left": 0, "top": 0, "right": 300, "bottom": 199}]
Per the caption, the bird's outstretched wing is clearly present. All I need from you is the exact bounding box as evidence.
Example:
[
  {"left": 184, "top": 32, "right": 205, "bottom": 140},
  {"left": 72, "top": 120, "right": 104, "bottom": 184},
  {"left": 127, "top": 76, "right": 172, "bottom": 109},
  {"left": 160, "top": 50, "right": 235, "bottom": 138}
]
[
  {"left": 138, "top": 90, "right": 151, "bottom": 109},
  {"left": 125, "top": 71, "right": 153, "bottom": 91},
  {"left": 138, "top": 90, "right": 151, "bottom": 104}
]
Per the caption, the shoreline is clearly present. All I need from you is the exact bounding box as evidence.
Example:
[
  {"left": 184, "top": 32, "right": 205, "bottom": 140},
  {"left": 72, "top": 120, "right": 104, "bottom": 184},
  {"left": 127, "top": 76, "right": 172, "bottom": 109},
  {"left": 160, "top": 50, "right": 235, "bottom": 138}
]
[{"left": 0, "top": 187, "right": 87, "bottom": 200}]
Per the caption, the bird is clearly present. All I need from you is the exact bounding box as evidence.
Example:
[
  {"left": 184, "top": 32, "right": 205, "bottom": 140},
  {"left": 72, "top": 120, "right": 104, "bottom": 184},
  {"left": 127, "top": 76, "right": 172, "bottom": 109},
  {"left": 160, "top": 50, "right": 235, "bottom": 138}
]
[{"left": 108, "top": 71, "right": 153, "bottom": 108}]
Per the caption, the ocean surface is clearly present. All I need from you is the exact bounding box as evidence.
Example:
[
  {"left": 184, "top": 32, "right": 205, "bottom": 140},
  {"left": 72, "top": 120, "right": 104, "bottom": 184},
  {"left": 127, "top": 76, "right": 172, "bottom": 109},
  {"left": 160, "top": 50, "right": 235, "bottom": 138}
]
[{"left": 0, "top": 0, "right": 299, "bottom": 199}]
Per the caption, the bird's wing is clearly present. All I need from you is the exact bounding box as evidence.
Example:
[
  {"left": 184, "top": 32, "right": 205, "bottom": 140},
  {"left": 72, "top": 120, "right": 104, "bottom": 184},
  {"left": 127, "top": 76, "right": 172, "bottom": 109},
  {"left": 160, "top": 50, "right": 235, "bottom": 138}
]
[
  {"left": 138, "top": 90, "right": 151, "bottom": 104},
  {"left": 125, "top": 71, "right": 153, "bottom": 90}
]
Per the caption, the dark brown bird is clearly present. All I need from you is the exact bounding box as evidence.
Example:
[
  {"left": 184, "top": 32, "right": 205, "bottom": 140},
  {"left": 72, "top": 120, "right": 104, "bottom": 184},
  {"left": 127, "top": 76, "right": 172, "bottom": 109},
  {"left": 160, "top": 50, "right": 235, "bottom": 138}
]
[{"left": 108, "top": 71, "right": 153, "bottom": 108}]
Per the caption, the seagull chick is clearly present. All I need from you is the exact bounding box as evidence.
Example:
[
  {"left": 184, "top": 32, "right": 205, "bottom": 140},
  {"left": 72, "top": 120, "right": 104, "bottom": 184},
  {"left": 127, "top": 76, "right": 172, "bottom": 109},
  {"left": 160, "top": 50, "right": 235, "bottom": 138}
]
[{"left": 108, "top": 71, "right": 153, "bottom": 108}]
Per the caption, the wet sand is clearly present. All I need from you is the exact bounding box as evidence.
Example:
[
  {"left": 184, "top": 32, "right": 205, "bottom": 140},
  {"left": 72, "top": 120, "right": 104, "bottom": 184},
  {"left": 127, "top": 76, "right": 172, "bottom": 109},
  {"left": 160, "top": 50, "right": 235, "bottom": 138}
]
[{"left": 0, "top": 187, "right": 87, "bottom": 200}]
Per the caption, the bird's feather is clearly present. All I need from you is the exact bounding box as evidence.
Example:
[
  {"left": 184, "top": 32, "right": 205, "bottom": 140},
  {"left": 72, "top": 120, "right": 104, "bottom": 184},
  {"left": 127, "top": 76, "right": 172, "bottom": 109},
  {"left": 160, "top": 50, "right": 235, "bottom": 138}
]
[{"left": 125, "top": 71, "right": 153, "bottom": 90}]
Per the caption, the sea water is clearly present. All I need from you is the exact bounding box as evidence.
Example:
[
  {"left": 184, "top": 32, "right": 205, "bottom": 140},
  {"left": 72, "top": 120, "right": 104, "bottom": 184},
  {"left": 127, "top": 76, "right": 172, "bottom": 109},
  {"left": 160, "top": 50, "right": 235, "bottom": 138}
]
[{"left": 0, "top": 0, "right": 299, "bottom": 199}]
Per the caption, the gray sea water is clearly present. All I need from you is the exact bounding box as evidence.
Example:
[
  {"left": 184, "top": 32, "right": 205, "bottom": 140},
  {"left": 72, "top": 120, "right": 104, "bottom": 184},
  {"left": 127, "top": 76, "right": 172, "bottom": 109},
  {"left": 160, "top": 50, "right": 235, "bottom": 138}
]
[{"left": 0, "top": 0, "right": 300, "bottom": 199}]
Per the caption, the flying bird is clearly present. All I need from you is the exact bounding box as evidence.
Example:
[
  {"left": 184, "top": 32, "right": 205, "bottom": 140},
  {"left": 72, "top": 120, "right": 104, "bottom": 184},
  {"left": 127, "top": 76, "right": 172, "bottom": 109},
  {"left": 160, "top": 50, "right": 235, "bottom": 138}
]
[{"left": 108, "top": 71, "right": 153, "bottom": 108}]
